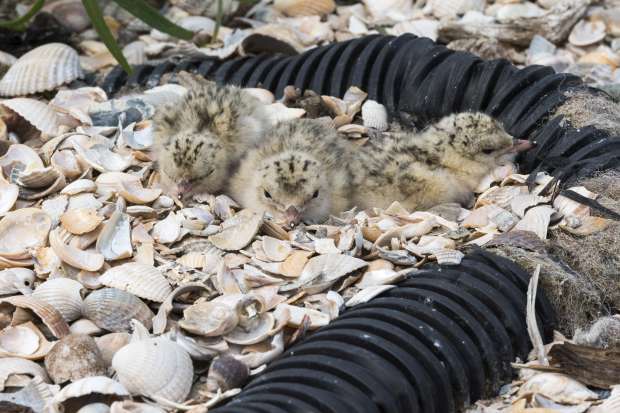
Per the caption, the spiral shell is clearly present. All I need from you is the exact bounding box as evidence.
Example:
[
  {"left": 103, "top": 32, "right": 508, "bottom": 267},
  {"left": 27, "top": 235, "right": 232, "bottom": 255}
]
[
  {"left": 112, "top": 337, "right": 193, "bottom": 403},
  {"left": 0, "top": 43, "right": 83, "bottom": 96},
  {"left": 99, "top": 263, "right": 172, "bottom": 303},
  {"left": 82, "top": 288, "right": 154, "bottom": 332},
  {"left": 32, "top": 278, "right": 85, "bottom": 322}
]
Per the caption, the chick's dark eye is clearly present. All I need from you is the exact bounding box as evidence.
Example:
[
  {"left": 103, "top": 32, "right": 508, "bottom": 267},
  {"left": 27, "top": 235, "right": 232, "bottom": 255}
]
[
  {"left": 263, "top": 190, "right": 272, "bottom": 199},
  {"left": 312, "top": 190, "right": 319, "bottom": 199},
  {"left": 482, "top": 149, "right": 494, "bottom": 154}
]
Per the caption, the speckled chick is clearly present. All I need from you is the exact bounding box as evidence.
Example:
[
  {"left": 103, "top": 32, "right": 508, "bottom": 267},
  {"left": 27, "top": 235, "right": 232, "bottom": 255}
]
[
  {"left": 153, "top": 72, "right": 269, "bottom": 197},
  {"left": 229, "top": 119, "right": 351, "bottom": 227},
  {"left": 350, "top": 112, "right": 531, "bottom": 211}
]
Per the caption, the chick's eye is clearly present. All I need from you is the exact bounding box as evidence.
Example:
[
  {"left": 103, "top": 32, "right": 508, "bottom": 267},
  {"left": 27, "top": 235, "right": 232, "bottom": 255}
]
[
  {"left": 312, "top": 190, "right": 319, "bottom": 199},
  {"left": 482, "top": 149, "right": 494, "bottom": 154},
  {"left": 263, "top": 190, "right": 272, "bottom": 199}
]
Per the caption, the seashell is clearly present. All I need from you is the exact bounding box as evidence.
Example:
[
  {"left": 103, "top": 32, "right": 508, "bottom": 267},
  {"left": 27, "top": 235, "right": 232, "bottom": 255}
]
[
  {"left": 96, "top": 210, "right": 133, "bottom": 261},
  {"left": 18, "top": 170, "right": 66, "bottom": 201},
  {"left": 553, "top": 186, "right": 596, "bottom": 217},
  {"left": 45, "top": 334, "right": 106, "bottom": 384},
  {"left": 70, "top": 318, "right": 103, "bottom": 336},
  {"left": 49, "top": 228, "right": 105, "bottom": 272},
  {"left": 74, "top": 142, "right": 134, "bottom": 173},
  {"left": 32, "top": 278, "right": 85, "bottom": 323},
  {"left": 179, "top": 301, "right": 239, "bottom": 336},
  {"left": 429, "top": 0, "right": 485, "bottom": 19},
  {"left": 0, "top": 50, "right": 17, "bottom": 68},
  {"left": 110, "top": 401, "right": 166, "bottom": 413},
  {"left": 206, "top": 355, "right": 249, "bottom": 393},
  {"left": 361, "top": 100, "right": 389, "bottom": 131},
  {"left": 43, "top": 0, "right": 90, "bottom": 32},
  {"left": 357, "top": 268, "right": 403, "bottom": 287},
  {"left": 510, "top": 194, "right": 547, "bottom": 218},
  {"left": 62, "top": 179, "right": 97, "bottom": 196},
  {"left": 121, "top": 120, "right": 154, "bottom": 150},
  {"left": 96, "top": 172, "right": 161, "bottom": 205},
  {"left": 0, "top": 208, "right": 52, "bottom": 259},
  {"left": 152, "top": 283, "right": 211, "bottom": 335},
  {"left": 209, "top": 209, "right": 263, "bottom": 251},
  {"left": 338, "top": 123, "right": 368, "bottom": 135},
  {"left": 42, "top": 195, "right": 68, "bottom": 226},
  {"left": 112, "top": 336, "right": 193, "bottom": 403},
  {"left": 54, "top": 376, "right": 129, "bottom": 404},
  {"left": 151, "top": 212, "right": 183, "bottom": 244},
  {"left": 122, "top": 41, "right": 147, "bottom": 65},
  {"left": 388, "top": 19, "right": 439, "bottom": 40},
  {"left": 275, "top": 303, "right": 330, "bottom": 329},
  {"left": 78, "top": 403, "right": 111, "bottom": 413},
  {"left": 589, "top": 385, "right": 620, "bottom": 413},
  {"left": 177, "top": 252, "right": 206, "bottom": 268},
  {"left": 298, "top": 253, "right": 368, "bottom": 287},
  {"left": 476, "top": 185, "right": 526, "bottom": 209},
  {"left": 433, "top": 249, "right": 465, "bottom": 265},
  {"left": 51, "top": 150, "right": 83, "bottom": 180},
  {"left": 0, "top": 376, "right": 56, "bottom": 412},
  {"left": 0, "top": 357, "right": 50, "bottom": 391},
  {"left": 0, "top": 43, "right": 83, "bottom": 96},
  {"left": 178, "top": 15, "right": 216, "bottom": 34},
  {"left": 224, "top": 312, "right": 275, "bottom": 345},
  {"left": 0, "top": 175, "right": 18, "bottom": 215},
  {"left": 262, "top": 236, "right": 292, "bottom": 262},
  {"left": 512, "top": 205, "right": 554, "bottom": 240},
  {"left": 314, "top": 237, "right": 340, "bottom": 254},
  {"left": 244, "top": 88, "right": 275, "bottom": 104},
  {"left": 69, "top": 193, "right": 103, "bottom": 211},
  {"left": 518, "top": 373, "right": 598, "bottom": 404},
  {"left": 61, "top": 208, "right": 103, "bottom": 235},
  {"left": 99, "top": 263, "right": 171, "bottom": 302},
  {"left": 274, "top": 0, "right": 335, "bottom": 16},
  {"left": 82, "top": 288, "right": 154, "bottom": 332},
  {"left": 0, "top": 98, "right": 62, "bottom": 136},
  {"left": 33, "top": 247, "right": 61, "bottom": 276},
  {"left": 346, "top": 285, "right": 396, "bottom": 307},
  {"left": 95, "top": 332, "right": 131, "bottom": 367},
  {"left": 561, "top": 216, "right": 610, "bottom": 236},
  {"left": 0, "top": 322, "right": 55, "bottom": 360},
  {"left": 569, "top": 19, "right": 606, "bottom": 47},
  {"left": 0, "top": 268, "right": 35, "bottom": 295},
  {"left": 263, "top": 103, "right": 306, "bottom": 124},
  {"left": 0, "top": 294, "right": 70, "bottom": 338},
  {"left": 0, "top": 143, "right": 44, "bottom": 172}
]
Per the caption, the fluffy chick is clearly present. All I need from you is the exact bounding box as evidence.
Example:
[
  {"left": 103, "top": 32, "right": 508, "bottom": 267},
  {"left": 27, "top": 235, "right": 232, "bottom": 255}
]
[
  {"left": 350, "top": 112, "right": 531, "bottom": 211},
  {"left": 153, "top": 72, "right": 269, "bottom": 197},
  {"left": 229, "top": 119, "right": 351, "bottom": 227}
]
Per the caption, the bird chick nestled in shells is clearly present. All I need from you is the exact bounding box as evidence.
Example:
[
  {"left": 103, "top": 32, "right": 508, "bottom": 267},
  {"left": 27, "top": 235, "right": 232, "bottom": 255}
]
[
  {"left": 230, "top": 119, "right": 351, "bottom": 227},
  {"left": 351, "top": 112, "right": 533, "bottom": 211},
  {"left": 153, "top": 72, "right": 270, "bottom": 198}
]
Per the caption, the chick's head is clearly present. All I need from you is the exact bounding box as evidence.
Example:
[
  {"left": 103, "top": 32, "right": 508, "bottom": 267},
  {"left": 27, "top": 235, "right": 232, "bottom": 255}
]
[{"left": 256, "top": 151, "right": 330, "bottom": 227}]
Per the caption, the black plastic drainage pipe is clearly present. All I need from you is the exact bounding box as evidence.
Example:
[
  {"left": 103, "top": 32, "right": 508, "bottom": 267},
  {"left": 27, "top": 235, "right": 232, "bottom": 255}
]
[{"left": 210, "top": 249, "right": 555, "bottom": 413}]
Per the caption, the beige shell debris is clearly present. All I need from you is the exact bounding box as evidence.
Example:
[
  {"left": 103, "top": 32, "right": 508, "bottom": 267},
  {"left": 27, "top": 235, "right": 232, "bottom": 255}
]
[
  {"left": 44, "top": 333, "right": 106, "bottom": 384},
  {"left": 512, "top": 205, "right": 554, "bottom": 240},
  {"left": 54, "top": 376, "right": 129, "bottom": 404},
  {"left": 0, "top": 268, "right": 35, "bottom": 296},
  {"left": 224, "top": 312, "right": 276, "bottom": 345},
  {"left": 110, "top": 401, "right": 166, "bottom": 413},
  {"left": 569, "top": 19, "right": 606, "bottom": 47},
  {"left": 0, "top": 208, "right": 52, "bottom": 260},
  {"left": 0, "top": 322, "right": 54, "bottom": 360},
  {"left": 179, "top": 301, "right": 239, "bottom": 337},
  {"left": 82, "top": 288, "right": 154, "bottom": 332},
  {"left": 434, "top": 249, "right": 465, "bottom": 265},
  {"left": 151, "top": 212, "right": 183, "bottom": 244},
  {"left": 0, "top": 376, "right": 56, "bottom": 412},
  {"left": 298, "top": 253, "right": 368, "bottom": 287},
  {"left": 96, "top": 173, "right": 161, "bottom": 204},
  {"left": 518, "top": 373, "right": 599, "bottom": 404},
  {"left": 70, "top": 318, "right": 103, "bottom": 336},
  {"left": 0, "top": 357, "right": 50, "bottom": 391},
  {"left": 346, "top": 285, "right": 395, "bottom": 307},
  {"left": 96, "top": 210, "right": 133, "bottom": 260},
  {"left": 95, "top": 332, "right": 131, "bottom": 367},
  {"left": 276, "top": 303, "right": 330, "bottom": 329},
  {"left": 112, "top": 336, "right": 193, "bottom": 403},
  {"left": 0, "top": 295, "right": 70, "bottom": 338},
  {"left": 51, "top": 150, "right": 83, "bottom": 179},
  {"left": 209, "top": 209, "right": 263, "bottom": 251},
  {"left": 61, "top": 179, "right": 97, "bottom": 196},
  {"left": 61, "top": 208, "right": 103, "bottom": 235},
  {"left": 99, "top": 263, "right": 172, "bottom": 302},
  {"left": 0, "top": 43, "right": 83, "bottom": 96},
  {"left": 32, "top": 278, "right": 85, "bottom": 323},
  {"left": 0, "top": 143, "right": 44, "bottom": 171},
  {"left": 0, "top": 175, "right": 18, "bottom": 215},
  {"left": 262, "top": 236, "right": 292, "bottom": 262},
  {"left": 274, "top": 0, "right": 335, "bottom": 17},
  {"left": 49, "top": 228, "right": 105, "bottom": 272}
]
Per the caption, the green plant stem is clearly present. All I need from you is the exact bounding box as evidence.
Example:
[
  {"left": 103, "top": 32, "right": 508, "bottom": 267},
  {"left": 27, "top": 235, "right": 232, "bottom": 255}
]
[
  {"left": 112, "top": 0, "right": 193, "bottom": 40},
  {"left": 0, "top": 0, "right": 46, "bottom": 31},
  {"left": 212, "top": 0, "right": 224, "bottom": 44}
]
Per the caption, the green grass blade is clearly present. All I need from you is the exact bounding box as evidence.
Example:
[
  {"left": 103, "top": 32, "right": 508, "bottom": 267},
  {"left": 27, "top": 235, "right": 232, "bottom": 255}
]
[
  {"left": 0, "top": 0, "right": 46, "bottom": 31},
  {"left": 112, "top": 0, "right": 193, "bottom": 40},
  {"left": 82, "top": 0, "right": 133, "bottom": 75}
]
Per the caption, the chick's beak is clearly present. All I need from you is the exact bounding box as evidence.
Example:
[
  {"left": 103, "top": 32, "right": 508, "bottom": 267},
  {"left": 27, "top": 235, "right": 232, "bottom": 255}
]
[
  {"left": 284, "top": 205, "right": 301, "bottom": 228},
  {"left": 177, "top": 179, "right": 192, "bottom": 195},
  {"left": 511, "top": 139, "right": 534, "bottom": 153}
]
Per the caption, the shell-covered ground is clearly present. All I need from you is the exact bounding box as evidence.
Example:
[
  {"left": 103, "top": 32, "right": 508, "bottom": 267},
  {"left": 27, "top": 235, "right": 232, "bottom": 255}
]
[{"left": 0, "top": 1, "right": 619, "bottom": 412}]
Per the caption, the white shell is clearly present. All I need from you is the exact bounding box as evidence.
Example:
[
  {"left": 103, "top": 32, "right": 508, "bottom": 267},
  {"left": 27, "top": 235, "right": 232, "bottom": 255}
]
[
  {"left": 99, "top": 263, "right": 171, "bottom": 302},
  {"left": 224, "top": 312, "right": 275, "bottom": 345},
  {"left": 61, "top": 179, "right": 97, "bottom": 196},
  {"left": 70, "top": 318, "right": 103, "bottom": 336},
  {"left": 274, "top": 0, "right": 335, "bottom": 16},
  {"left": 512, "top": 205, "right": 554, "bottom": 240},
  {"left": 151, "top": 212, "right": 183, "bottom": 244},
  {"left": 96, "top": 210, "right": 133, "bottom": 261},
  {"left": 179, "top": 301, "right": 239, "bottom": 336},
  {"left": 518, "top": 373, "right": 598, "bottom": 405},
  {"left": 0, "top": 43, "right": 83, "bottom": 96},
  {"left": 0, "top": 143, "right": 44, "bottom": 171},
  {"left": 0, "top": 357, "right": 50, "bottom": 391},
  {"left": 61, "top": 208, "right": 103, "bottom": 235},
  {"left": 51, "top": 150, "right": 83, "bottom": 179},
  {"left": 78, "top": 403, "right": 111, "bottom": 413},
  {"left": 275, "top": 303, "right": 330, "bottom": 329},
  {"left": 32, "top": 278, "right": 84, "bottom": 322},
  {"left": 0, "top": 98, "right": 60, "bottom": 136},
  {"left": 429, "top": 0, "right": 486, "bottom": 19},
  {"left": 0, "top": 175, "right": 18, "bottom": 215},
  {"left": 82, "top": 288, "right": 154, "bottom": 332},
  {"left": 0, "top": 322, "right": 55, "bottom": 359},
  {"left": 74, "top": 142, "right": 134, "bottom": 173},
  {"left": 298, "top": 253, "right": 368, "bottom": 287},
  {"left": 122, "top": 41, "right": 147, "bottom": 65},
  {"left": 434, "top": 249, "right": 465, "bottom": 265},
  {"left": 112, "top": 337, "right": 193, "bottom": 403},
  {"left": 569, "top": 19, "right": 606, "bottom": 47},
  {"left": 0, "top": 295, "right": 70, "bottom": 338},
  {"left": 49, "top": 228, "right": 105, "bottom": 272},
  {"left": 362, "top": 100, "right": 389, "bottom": 131},
  {"left": 209, "top": 210, "right": 263, "bottom": 251},
  {"left": 0, "top": 268, "right": 35, "bottom": 295},
  {"left": 346, "top": 285, "right": 395, "bottom": 307},
  {"left": 110, "top": 401, "right": 166, "bottom": 413},
  {"left": 96, "top": 173, "right": 161, "bottom": 204},
  {"left": 262, "top": 236, "right": 292, "bottom": 262},
  {"left": 0, "top": 208, "right": 52, "bottom": 260},
  {"left": 54, "top": 376, "right": 129, "bottom": 404}
]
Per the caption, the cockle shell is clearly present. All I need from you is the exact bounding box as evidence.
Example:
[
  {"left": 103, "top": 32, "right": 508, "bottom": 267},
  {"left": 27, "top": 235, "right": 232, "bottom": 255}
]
[
  {"left": 0, "top": 268, "right": 35, "bottom": 295},
  {"left": 361, "top": 100, "right": 389, "bottom": 131},
  {"left": 95, "top": 332, "right": 131, "bottom": 367},
  {"left": 0, "top": 208, "right": 51, "bottom": 260},
  {"left": 99, "top": 263, "right": 171, "bottom": 302},
  {"left": 569, "top": 20, "right": 606, "bottom": 47},
  {"left": 45, "top": 334, "right": 106, "bottom": 384},
  {"left": 82, "top": 288, "right": 154, "bottom": 332},
  {"left": 0, "top": 295, "right": 70, "bottom": 338},
  {"left": 0, "top": 43, "right": 83, "bottom": 96},
  {"left": 70, "top": 318, "right": 103, "bottom": 335},
  {"left": 209, "top": 210, "right": 263, "bottom": 251},
  {"left": 61, "top": 208, "right": 103, "bottom": 235},
  {"left": 74, "top": 142, "right": 135, "bottom": 173},
  {"left": 274, "top": 0, "right": 335, "bottom": 16},
  {"left": 0, "top": 143, "right": 44, "bottom": 171},
  {"left": 49, "top": 228, "right": 105, "bottom": 272},
  {"left": 18, "top": 169, "right": 66, "bottom": 201},
  {"left": 54, "top": 376, "right": 129, "bottom": 404},
  {"left": 96, "top": 173, "right": 161, "bottom": 204},
  {"left": 0, "top": 357, "right": 50, "bottom": 391},
  {"left": 1, "top": 98, "right": 61, "bottom": 136},
  {"left": 32, "top": 278, "right": 85, "bottom": 322},
  {"left": 179, "top": 301, "right": 239, "bottom": 336},
  {"left": 60, "top": 173, "right": 95, "bottom": 195},
  {"left": 112, "top": 336, "right": 193, "bottom": 403}
]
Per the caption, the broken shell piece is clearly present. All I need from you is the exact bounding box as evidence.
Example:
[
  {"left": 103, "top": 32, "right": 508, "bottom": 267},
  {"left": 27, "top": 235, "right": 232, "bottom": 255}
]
[
  {"left": 553, "top": 186, "right": 597, "bottom": 217},
  {"left": 225, "top": 312, "right": 276, "bottom": 345},
  {"left": 0, "top": 143, "right": 44, "bottom": 172},
  {"left": 61, "top": 208, "right": 103, "bottom": 235},
  {"left": 96, "top": 173, "right": 161, "bottom": 204},
  {"left": 209, "top": 210, "right": 263, "bottom": 251},
  {"left": 409, "top": 235, "right": 456, "bottom": 255},
  {"left": 44, "top": 334, "right": 106, "bottom": 384},
  {"left": 561, "top": 216, "right": 610, "bottom": 236},
  {"left": 433, "top": 249, "right": 465, "bottom": 265},
  {"left": 361, "top": 100, "right": 389, "bottom": 131},
  {"left": 569, "top": 20, "right": 606, "bottom": 47},
  {"left": 510, "top": 194, "right": 547, "bottom": 218},
  {"left": 0, "top": 376, "right": 56, "bottom": 412},
  {"left": 0, "top": 322, "right": 54, "bottom": 360},
  {"left": 206, "top": 355, "right": 249, "bottom": 393},
  {"left": 0, "top": 295, "right": 70, "bottom": 338},
  {"left": 314, "top": 237, "right": 340, "bottom": 254},
  {"left": 176, "top": 252, "right": 206, "bottom": 268},
  {"left": 518, "top": 372, "right": 598, "bottom": 404},
  {"left": 0, "top": 176, "right": 18, "bottom": 215},
  {"left": 82, "top": 288, "right": 154, "bottom": 332},
  {"left": 0, "top": 357, "right": 50, "bottom": 391},
  {"left": 298, "top": 253, "right": 367, "bottom": 287},
  {"left": 179, "top": 301, "right": 239, "bottom": 337},
  {"left": 17, "top": 166, "right": 62, "bottom": 189},
  {"left": 99, "top": 263, "right": 171, "bottom": 302},
  {"left": 276, "top": 303, "right": 330, "bottom": 329},
  {"left": 346, "top": 285, "right": 395, "bottom": 307},
  {"left": 262, "top": 236, "right": 292, "bottom": 262},
  {"left": 18, "top": 170, "right": 66, "bottom": 201},
  {"left": 121, "top": 120, "right": 154, "bottom": 150},
  {"left": 244, "top": 88, "right": 275, "bottom": 104},
  {"left": 151, "top": 212, "right": 183, "bottom": 244},
  {"left": 263, "top": 103, "right": 306, "bottom": 124},
  {"left": 32, "top": 278, "right": 85, "bottom": 323},
  {"left": 51, "top": 150, "right": 83, "bottom": 179},
  {"left": 112, "top": 336, "right": 193, "bottom": 403},
  {"left": 274, "top": 0, "right": 335, "bottom": 16},
  {"left": 61, "top": 179, "right": 96, "bottom": 196},
  {"left": 75, "top": 143, "right": 134, "bottom": 173},
  {"left": 54, "top": 376, "right": 129, "bottom": 404},
  {"left": 512, "top": 205, "right": 554, "bottom": 240},
  {"left": 96, "top": 210, "right": 133, "bottom": 260},
  {"left": 0, "top": 268, "right": 35, "bottom": 296},
  {"left": 49, "top": 228, "right": 105, "bottom": 272},
  {"left": 95, "top": 332, "right": 131, "bottom": 367},
  {"left": 0, "top": 208, "right": 51, "bottom": 260},
  {"left": 0, "top": 43, "right": 83, "bottom": 96},
  {"left": 357, "top": 268, "right": 403, "bottom": 287},
  {"left": 1, "top": 98, "right": 61, "bottom": 136},
  {"left": 70, "top": 319, "right": 103, "bottom": 336},
  {"left": 110, "top": 401, "right": 166, "bottom": 413}
]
